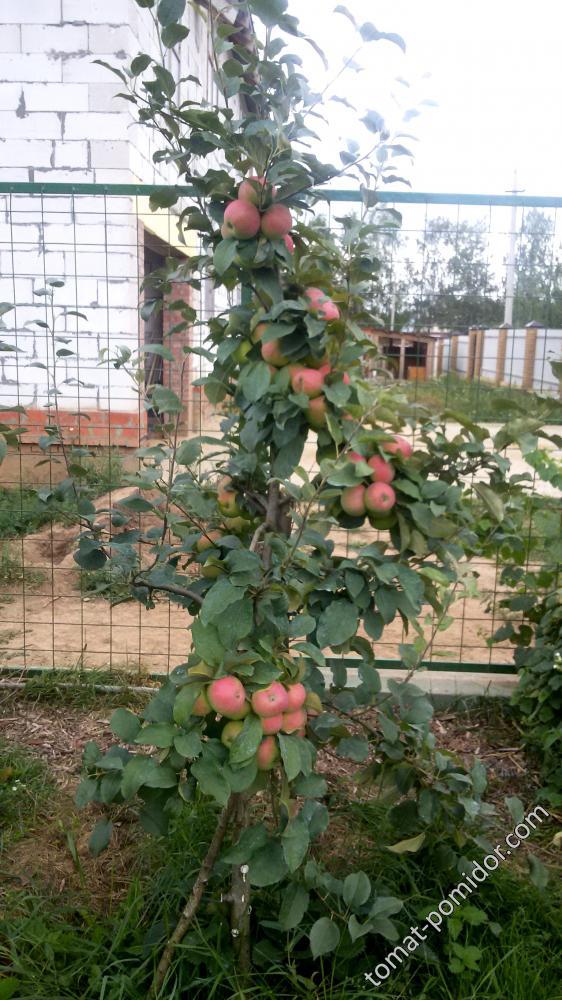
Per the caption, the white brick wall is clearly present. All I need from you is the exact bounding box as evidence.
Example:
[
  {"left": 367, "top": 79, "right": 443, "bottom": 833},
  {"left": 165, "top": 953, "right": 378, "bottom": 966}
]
[{"left": 0, "top": 0, "right": 224, "bottom": 418}]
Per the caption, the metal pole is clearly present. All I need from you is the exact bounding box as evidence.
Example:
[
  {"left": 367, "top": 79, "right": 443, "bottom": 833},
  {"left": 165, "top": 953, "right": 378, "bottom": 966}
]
[{"left": 504, "top": 172, "right": 524, "bottom": 326}]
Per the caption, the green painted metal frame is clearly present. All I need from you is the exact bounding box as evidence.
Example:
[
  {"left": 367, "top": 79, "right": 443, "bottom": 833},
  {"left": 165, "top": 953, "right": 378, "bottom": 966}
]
[{"left": 1, "top": 181, "right": 562, "bottom": 209}]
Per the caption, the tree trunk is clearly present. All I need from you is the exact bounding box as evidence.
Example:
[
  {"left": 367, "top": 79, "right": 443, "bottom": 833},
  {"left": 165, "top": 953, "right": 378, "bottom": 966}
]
[{"left": 229, "top": 794, "right": 252, "bottom": 981}]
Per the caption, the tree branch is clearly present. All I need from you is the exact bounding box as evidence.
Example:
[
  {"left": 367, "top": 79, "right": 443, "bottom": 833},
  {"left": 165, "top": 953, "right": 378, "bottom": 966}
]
[{"left": 133, "top": 575, "right": 204, "bottom": 607}]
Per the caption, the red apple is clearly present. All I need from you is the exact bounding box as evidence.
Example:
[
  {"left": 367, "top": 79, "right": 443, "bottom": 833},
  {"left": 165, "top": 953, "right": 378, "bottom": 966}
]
[
  {"left": 261, "top": 204, "right": 292, "bottom": 239},
  {"left": 286, "top": 683, "right": 306, "bottom": 710},
  {"left": 261, "top": 338, "right": 289, "bottom": 367},
  {"left": 261, "top": 713, "right": 284, "bottom": 735},
  {"left": 290, "top": 366, "right": 325, "bottom": 399},
  {"left": 192, "top": 689, "right": 212, "bottom": 717},
  {"left": 251, "top": 682, "right": 290, "bottom": 718},
  {"left": 207, "top": 676, "right": 249, "bottom": 719},
  {"left": 365, "top": 482, "right": 396, "bottom": 513},
  {"left": 383, "top": 434, "right": 413, "bottom": 460},
  {"left": 256, "top": 736, "right": 280, "bottom": 770},
  {"left": 341, "top": 484, "right": 367, "bottom": 516},
  {"left": 284, "top": 233, "right": 295, "bottom": 253},
  {"left": 195, "top": 529, "right": 222, "bottom": 552},
  {"left": 304, "top": 288, "right": 340, "bottom": 322},
  {"left": 223, "top": 199, "right": 261, "bottom": 239},
  {"left": 281, "top": 707, "right": 307, "bottom": 733},
  {"left": 306, "top": 395, "right": 327, "bottom": 429},
  {"left": 368, "top": 455, "right": 395, "bottom": 484},
  {"left": 238, "top": 175, "right": 276, "bottom": 205}
]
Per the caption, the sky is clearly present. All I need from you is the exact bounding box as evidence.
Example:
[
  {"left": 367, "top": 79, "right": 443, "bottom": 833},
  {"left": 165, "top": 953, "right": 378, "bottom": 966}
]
[{"left": 287, "top": 0, "right": 562, "bottom": 197}]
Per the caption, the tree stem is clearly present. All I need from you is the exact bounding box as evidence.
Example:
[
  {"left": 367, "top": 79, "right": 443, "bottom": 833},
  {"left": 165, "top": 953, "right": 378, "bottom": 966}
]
[
  {"left": 229, "top": 794, "right": 252, "bottom": 981},
  {"left": 151, "top": 796, "right": 235, "bottom": 997}
]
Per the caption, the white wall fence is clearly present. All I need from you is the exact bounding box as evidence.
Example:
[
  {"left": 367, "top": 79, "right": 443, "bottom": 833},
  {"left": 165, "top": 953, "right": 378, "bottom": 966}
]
[{"left": 439, "top": 326, "right": 562, "bottom": 396}]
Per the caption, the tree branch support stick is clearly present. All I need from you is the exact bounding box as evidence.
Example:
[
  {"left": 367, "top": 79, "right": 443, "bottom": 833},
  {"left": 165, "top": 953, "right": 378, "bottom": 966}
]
[
  {"left": 151, "top": 795, "right": 235, "bottom": 997},
  {"left": 229, "top": 793, "right": 252, "bottom": 981}
]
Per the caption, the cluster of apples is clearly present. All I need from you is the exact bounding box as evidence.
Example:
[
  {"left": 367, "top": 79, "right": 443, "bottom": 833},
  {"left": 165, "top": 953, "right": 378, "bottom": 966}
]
[
  {"left": 193, "top": 476, "right": 252, "bottom": 576},
  {"left": 251, "top": 288, "right": 342, "bottom": 429},
  {"left": 221, "top": 176, "right": 294, "bottom": 251},
  {"left": 340, "top": 435, "right": 413, "bottom": 520},
  {"left": 191, "top": 674, "right": 322, "bottom": 771}
]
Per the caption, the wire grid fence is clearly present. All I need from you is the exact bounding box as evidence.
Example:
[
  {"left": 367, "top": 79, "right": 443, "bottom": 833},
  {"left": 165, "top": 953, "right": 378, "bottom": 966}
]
[{"left": 0, "top": 183, "right": 560, "bottom": 678}]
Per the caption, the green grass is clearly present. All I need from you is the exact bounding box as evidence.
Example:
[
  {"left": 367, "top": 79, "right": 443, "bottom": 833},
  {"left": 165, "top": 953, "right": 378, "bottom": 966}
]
[
  {"left": 12, "top": 668, "right": 151, "bottom": 709},
  {"left": 0, "top": 449, "right": 124, "bottom": 540},
  {"left": 404, "top": 373, "right": 562, "bottom": 423},
  {"left": 0, "top": 543, "right": 45, "bottom": 592},
  {"left": 0, "top": 739, "right": 54, "bottom": 849}
]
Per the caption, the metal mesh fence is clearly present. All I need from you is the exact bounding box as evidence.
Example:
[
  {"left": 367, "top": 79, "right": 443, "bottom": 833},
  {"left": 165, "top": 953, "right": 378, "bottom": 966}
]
[{"left": 0, "top": 183, "right": 560, "bottom": 677}]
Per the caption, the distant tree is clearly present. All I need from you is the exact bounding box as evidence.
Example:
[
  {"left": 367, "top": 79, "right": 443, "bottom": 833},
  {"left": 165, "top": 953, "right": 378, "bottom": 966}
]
[
  {"left": 513, "top": 208, "right": 562, "bottom": 327},
  {"left": 404, "top": 217, "right": 503, "bottom": 332}
]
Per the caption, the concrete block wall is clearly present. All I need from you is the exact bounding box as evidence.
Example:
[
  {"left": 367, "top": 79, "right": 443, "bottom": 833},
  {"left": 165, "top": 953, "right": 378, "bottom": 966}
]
[{"left": 0, "top": 1, "right": 221, "bottom": 445}]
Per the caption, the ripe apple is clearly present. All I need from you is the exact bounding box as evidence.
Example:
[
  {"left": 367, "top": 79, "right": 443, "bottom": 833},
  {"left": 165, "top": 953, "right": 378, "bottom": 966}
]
[
  {"left": 207, "top": 676, "right": 249, "bottom": 719},
  {"left": 368, "top": 455, "right": 395, "bottom": 484},
  {"left": 306, "top": 395, "right": 327, "bottom": 429},
  {"left": 221, "top": 719, "right": 244, "bottom": 747},
  {"left": 286, "top": 683, "right": 306, "bottom": 710},
  {"left": 256, "top": 736, "right": 280, "bottom": 770},
  {"left": 251, "top": 681, "right": 290, "bottom": 718},
  {"left": 304, "top": 287, "right": 340, "bottom": 322},
  {"left": 261, "top": 713, "right": 284, "bottom": 735},
  {"left": 290, "top": 366, "right": 325, "bottom": 399},
  {"left": 261, "top": 338, "right": 289, "bottom": 367},
  {"left": 340, "top": 484, "right": 366, "bottom": 516},
  {"left": 192, "top": 689, "right": 213, "bottom": 717},
  {"left": 281, "top": 707, "right": 307, "bottom": 733},
  {"left": 223, "top": 199, "right": 261, "bottom": 239},
  {"left": 238, "top": 175, "right": 276, "bottom": 205},
  {"left": 260, "top": 204, "right": 292, "bottom": 238},
  {"left": 284, "top": 233, "right": 295, "bottom": 253},
  {"left": 195, "top": 529, "right": 222, "bottom": 553},
  {"left": 383, "top": 434, "right": 413, "bottom": 460},
  {"left": 365, "top": 482, "right": 396, "bottom": 513}
]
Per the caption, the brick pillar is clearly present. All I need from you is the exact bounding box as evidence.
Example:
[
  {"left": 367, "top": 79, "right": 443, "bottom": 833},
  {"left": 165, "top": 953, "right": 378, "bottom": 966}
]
[
  {"left": 496, "top": 324, "right": 509, "bottom": 385},
  {"left": 473, "top": 327, "right": 485, "bottom": 379},
  {"left": 466, "top": 327, "right": 478, "bottom": 380},
  {"left": 436, "top": 339, "right": 444, "bottom": 376},
  {"left": 426, "top": 339, "right": 435, "bottom": 378},
  {"left": 449, "top": 335, "right": 459, "bottom": 371},
  {"left": 163, "top": 280, "right": 193, "bottom": 433},
  {"left": 522, "top": 321, "right": 541, "bottom": 390}
]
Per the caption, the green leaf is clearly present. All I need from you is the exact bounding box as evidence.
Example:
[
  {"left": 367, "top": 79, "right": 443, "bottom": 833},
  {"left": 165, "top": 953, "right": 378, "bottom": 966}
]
[
  {"left": 336, "top": 736, "right": 369, "bottom": 762},
  {"left": 173, "top": 683, "right": 203, "bottom": 726},
  {"left": 279, "top": 883, "right": 310, "bottom": 930},
  {"left": 229, "top": 714, "right": 263, "bottom": 766},
  {"left": 174, "top": 730, "right": 202, "bottom": 758},
  {"left": 222, "top": 824, "right": 268, "bottom": 864},
  {"left": 309, "top": 917, "right": 340, "bottom": 959},
  {"left": 0, "top": 435, "right": 7, "bottom": 465},
  {"left": 282, "top": 817, "right": 310, "bottom": 872},
  {"left": 248, "top": 839, "right": 289, "bottom": 886},
  {"left": 157, "top": 0, "right": 186, "bottom": 25},
  {"left": 387, "top": 832, "right": 426, "bottom": 854},
  {"left": 131, "top": 53, "right": 152, "bottom": 75},
  {"left": 292, "top": 773, "right": 327, "bottom": 798},
  {"left": 239, "top": 361, "right": 271, "bottom": 402},
  {"left": 88, "top": 819, "right": 113, "bottom": 856},
  {"left": 161, "top": 22, "right": 189, "bottom": 46},
  {"left": 175, "top": 438, "right": 201, "bottom": 465},
  {"left": 527, "top": 853, "right": 549, "bottom": 889},
  {"left": 121, "top": 756, "right": 175, "bottom": 799},
  {"left": 348, "top": 914, "right": 374, "bottom": 941},
  {"left": 200, "top": 578, "right": 245, "bottom": 625},
  {"left": 134, "top": 722, "right": 176, "bottom": 748},
  {"left": 191, "top": 756, "right": 231, "bottom": 805},
  {"left": 150, "top": 384, "right": 182, "bottom": 414},
  {"left": 278, "top": 733, "right": 303, "bottom": 781},
  {"left": 214, "top": 238, "right": 238, "bottom": 275},
  {"left": 73, "top": 537, "right": 107, "bottom": 571},
  {"left": 75, "top": 777, "right": 98, "bottom": 808},
  {"left": 474, "top": 482, "right": 504, "bottom": 522},
  {"left": 317, "top": 600, "right": 358, "bottom": 648},
  {"left": 148, "top": 187, "right": 178, "bottom": 210},
  {"left": 343, "top": 871, "right": 371, "bottom": 908},
  {"left": 110, "top": 708, "right": 141, "bottom": 742}
]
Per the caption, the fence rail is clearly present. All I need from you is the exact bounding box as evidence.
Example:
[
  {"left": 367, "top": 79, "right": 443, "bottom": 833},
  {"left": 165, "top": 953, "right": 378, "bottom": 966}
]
[{"left": 0, "top": 183, "right": 560, "bottom": 679}]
